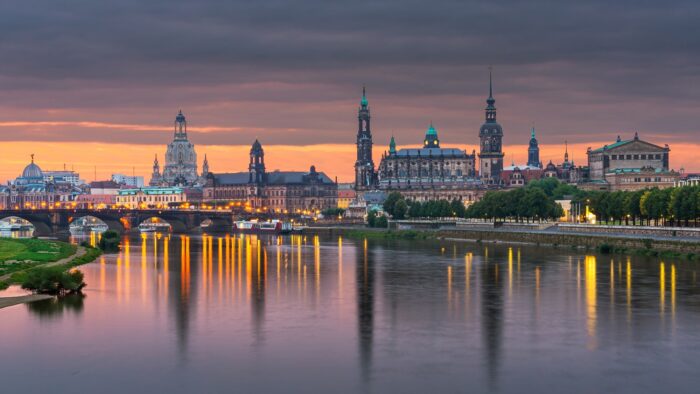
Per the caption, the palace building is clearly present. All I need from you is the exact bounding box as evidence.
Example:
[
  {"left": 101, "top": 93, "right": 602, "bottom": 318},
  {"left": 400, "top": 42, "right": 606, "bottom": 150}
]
[
  {"left": 356, "top": 72, "right": 506, "bottom": 205},
  {"left": 150, "top": 110, "right": 208, "bottom": 187},
  {"left": 203, "top": 140, "right": 338, "bottom": 213},
  {"left": 583, "top": 133, "right": 678, "bottom": 191}
]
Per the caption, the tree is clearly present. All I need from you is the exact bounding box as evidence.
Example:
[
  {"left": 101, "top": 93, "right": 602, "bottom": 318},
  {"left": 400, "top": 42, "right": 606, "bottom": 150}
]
[
  {"left": 408, "top": 200, "right": 423, "bottom": 218},
  {"left": 450, "top": 199, "right": 466, "bottom": 217},
  {"left": 383, "top": 192, "right": 403, "bottom": 217},
  {"left": 393, "top": 199, "right": 408, "bottom": 220}
]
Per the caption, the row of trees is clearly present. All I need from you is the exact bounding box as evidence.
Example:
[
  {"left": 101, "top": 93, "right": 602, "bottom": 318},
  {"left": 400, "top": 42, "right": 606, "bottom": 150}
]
[
  {"left": 381, "top": 179, "right": 565, "bottom": 223},
  {"left": 577, "top": 185, "right": 700, "bottom": 226},
  {"left": 377, "top": 177, "right": 700, "bottom": 227}
]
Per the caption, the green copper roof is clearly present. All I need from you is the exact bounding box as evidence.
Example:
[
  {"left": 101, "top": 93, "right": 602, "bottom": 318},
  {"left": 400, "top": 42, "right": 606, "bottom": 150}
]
[
  {"left": 389, "top": 136, "right": 396, "bottom": 153},
  {"left": 590, "top": 139, "right": 632, "bottom": 153},
  {"left": 531, "top": 127, "right": 536, "bottom": 139},
  {"left": 360, "top": 86, "right": 368, "bottom": 106},
  {"left": 426, "top": 122, "right": 437, "bottom": 136}
]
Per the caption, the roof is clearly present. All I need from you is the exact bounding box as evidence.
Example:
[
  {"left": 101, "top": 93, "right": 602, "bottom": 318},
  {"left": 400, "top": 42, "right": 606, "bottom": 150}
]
[
  {"left": 590, "top": 139, "right": 633, "bottom": 153},
  {"left": 607, "top": 167, "right": 674, "bottom": 175},
  {"left": 503, "top": 164, "right": 541, "bottom": 171},
  {"left": 394, "top": 148, "right": 470, "bottom": 158},
  {"left": 267, "top": 171, "right": 334, "bottom": 185},
  {"left": 211, "top": 172, "right": 249, "bottom": 185},
  {"left": 211, "top": 170, "right": 335, "bottom": 186},
  {"left": 118, "top": 187, "right": 183, "bottom": 195},
  {"left": 90, "top": 180, "right": 121, "bottom": 189}
]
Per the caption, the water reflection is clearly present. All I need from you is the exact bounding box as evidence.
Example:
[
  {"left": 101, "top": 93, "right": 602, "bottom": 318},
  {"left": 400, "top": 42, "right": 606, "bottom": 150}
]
[
  {"left": 2, "top": 233, "right": 700, "bottom": 393},
  {"left": 25, "top": 293, "right": 85, "bottom": 319}
]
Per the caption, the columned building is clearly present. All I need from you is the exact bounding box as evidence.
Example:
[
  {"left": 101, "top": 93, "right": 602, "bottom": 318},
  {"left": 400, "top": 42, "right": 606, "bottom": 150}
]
[
  {"left": 583, "top": 133, "right": 678, "bottom": 191},
  {"left": 478, "top": 71, "right": 505, "bottom": 184}
]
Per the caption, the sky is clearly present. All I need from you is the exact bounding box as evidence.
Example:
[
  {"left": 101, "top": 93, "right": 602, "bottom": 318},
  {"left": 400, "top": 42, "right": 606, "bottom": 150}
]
[{"left": 1, "top": 0, "right": 699, "bottom": 183}]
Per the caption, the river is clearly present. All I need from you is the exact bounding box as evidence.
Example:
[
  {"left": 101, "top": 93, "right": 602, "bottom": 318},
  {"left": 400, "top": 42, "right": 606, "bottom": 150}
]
[{"left": 1, "top": 233, "right": 699, "bottom": 393}]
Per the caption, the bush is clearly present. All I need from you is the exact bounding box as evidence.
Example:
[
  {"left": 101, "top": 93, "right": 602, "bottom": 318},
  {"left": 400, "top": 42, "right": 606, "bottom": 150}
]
[
  {"left": 98, "top": 230, "right": 121, "bottom": 252},
  {"left": 597, "top": 243, "right": 613, "bottom": 254},
  {"left": 21, "top": 267, "right": 86, "bottom": 295}
]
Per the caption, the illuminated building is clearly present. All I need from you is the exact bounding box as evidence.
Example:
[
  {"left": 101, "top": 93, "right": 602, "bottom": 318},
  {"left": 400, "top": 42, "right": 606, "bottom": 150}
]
[
  {"left": 150, "top": 110, "right": 208, "bottom": 187},
  {"left": 203, "top": 140, "right": 338, "bottom": 213},
  {"left": 116, "top": 187, "right": 186, "bottom": 209}
]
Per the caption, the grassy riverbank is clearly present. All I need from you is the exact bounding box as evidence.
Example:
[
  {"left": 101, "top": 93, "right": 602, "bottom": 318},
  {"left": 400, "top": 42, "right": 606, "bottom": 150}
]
[
  {"left": 0, "top": 238, "right": 102, "bottom": 292},
  {"left": 0, "top": 238, "right": 76, "bottom": 278}
]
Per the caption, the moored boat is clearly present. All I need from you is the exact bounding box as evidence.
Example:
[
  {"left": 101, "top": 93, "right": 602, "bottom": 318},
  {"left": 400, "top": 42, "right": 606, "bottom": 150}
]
[{"left": 233, "top": 219, "right": 292, "bottom": 234}]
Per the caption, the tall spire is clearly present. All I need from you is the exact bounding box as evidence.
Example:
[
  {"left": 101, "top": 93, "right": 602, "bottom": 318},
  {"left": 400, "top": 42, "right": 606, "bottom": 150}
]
[
  {"left": 488, "top": 66, "right": 493, "bottom": 100},
  {"left": 389, "top": 134, "right": 396, "bottom": 154},
  {"left": 531, "top": 127, "right": 535, "bottom": 139},
  {"left": 360, "top": 85, "right": 368, "bottom": 107}
]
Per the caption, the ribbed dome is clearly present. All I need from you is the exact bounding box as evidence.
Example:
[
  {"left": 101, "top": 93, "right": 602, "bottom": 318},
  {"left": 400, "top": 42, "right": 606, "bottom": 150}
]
[{"left": 22, "top": 162, "right": 43, "bottom": 179}]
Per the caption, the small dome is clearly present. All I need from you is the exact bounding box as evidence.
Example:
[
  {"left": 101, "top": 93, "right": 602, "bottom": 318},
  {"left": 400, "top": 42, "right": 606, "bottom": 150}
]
[
  {"left": 22, "top": 160, "right": 43, "bottom": 179},
  {"left": 175, "top": 110, "right": 186, "bottom": 123},
  {"left": 426, "top": 123, "right": 437, "bottom": 136}
]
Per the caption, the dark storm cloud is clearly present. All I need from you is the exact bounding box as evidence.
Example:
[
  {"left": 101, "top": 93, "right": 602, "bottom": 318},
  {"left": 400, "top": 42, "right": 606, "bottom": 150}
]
[{"left": 0, "top": 0, "right": 698, "bottom": 145}]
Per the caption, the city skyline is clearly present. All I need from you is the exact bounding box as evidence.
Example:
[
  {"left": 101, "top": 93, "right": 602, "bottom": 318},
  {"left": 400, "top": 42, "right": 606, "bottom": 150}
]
[{"left": 1, "top": 1, "right": 700, "bottom": 182}]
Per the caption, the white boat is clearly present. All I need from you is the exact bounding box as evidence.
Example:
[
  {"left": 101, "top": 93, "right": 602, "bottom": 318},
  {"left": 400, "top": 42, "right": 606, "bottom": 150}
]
[
  {"left": 0, "top": 222, "right": 23, "bottom": 231},
  {"left": 138, "top": 222, "right": 171, "bottom": 233},
  {"left": 69, "top": 218, "right": 108, "bottom": 234},
  {"left": 233, "top": 219, "right": 293, "bottom": 234}
]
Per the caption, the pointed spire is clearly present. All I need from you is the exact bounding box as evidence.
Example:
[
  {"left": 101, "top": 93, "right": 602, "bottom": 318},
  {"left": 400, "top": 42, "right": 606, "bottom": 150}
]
[
  {"left": 360, "top": 85, "right": 368, "bottom": 107},
  {"left": 30, "top": 153, "right": 34, "bottom": 163},
  {"left": 531, "top": 126, "right": 536, "bottom": 139},
  {"left": 564, "top": 140, "right": 569, "bottom": 162},
  {"left": 488, "top": 66, "right": 493, "bottom": 100},
  {"left": 389, "top": 134, "right": 396, "bottom": 154}
]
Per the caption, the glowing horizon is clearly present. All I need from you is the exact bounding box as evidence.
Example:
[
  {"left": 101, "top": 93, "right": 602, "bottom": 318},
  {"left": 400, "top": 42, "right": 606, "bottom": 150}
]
[{"left": 2, "top": 140, "right": 698, "bottom": 185}]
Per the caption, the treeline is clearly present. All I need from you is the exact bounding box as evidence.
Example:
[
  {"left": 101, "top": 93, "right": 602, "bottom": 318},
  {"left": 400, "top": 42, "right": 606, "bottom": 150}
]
[
  {"left": 577, "top": 185, "right": 700, "bottom": 226},
  {"left": 381, "top": 177, "right": 567, "bottom": 222}
]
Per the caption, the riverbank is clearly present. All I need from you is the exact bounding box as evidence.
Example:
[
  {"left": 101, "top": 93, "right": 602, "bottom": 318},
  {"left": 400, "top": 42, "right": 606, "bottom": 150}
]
[
  {"left": 0, "top": 238, "right": 103, "bottom": 308},
  {"left": 0, "top": 294, "right": 53, "bottom": 309},
  {"left": 304, "top": 226, "right": 700, "bottom": 260}
]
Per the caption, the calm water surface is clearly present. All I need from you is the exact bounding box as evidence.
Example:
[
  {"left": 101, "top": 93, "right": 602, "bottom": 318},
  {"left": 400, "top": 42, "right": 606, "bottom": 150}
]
[{"left": 2, "top": 233, "right": 700, "bottom": 393}]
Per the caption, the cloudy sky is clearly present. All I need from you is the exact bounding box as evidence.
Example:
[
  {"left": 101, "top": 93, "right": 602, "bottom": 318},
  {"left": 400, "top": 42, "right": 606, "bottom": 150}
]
[{"left": 1, "top": 0, "right": 698, "bottom": 181}]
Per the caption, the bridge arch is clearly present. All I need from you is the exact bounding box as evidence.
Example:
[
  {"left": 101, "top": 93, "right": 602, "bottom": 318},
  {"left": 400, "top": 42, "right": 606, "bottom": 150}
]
[{"left": 0, "top": 214, "right": 51, "bottom": 236}]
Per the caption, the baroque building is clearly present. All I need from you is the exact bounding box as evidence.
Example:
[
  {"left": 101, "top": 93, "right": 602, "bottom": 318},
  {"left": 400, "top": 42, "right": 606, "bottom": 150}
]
[
  {"left": 203, "top": 140, "right": 338, "bottom": 213},
  {"left": 583, "top": 133, "right": 678, "bottom": 191},
  {"left": 376, "top": 123, "right": 480, "bottom": 202},
  {"left": 150, "top": 111, "right": 207, "bottom": 187},
  {"left": 1, "top": 155, "right": 79, "bottom": 209}
]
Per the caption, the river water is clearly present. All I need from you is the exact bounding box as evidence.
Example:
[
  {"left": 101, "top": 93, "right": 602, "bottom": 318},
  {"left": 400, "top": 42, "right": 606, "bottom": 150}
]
[{"left": 2, "top": 233, "right": 700, "bottom": 393}]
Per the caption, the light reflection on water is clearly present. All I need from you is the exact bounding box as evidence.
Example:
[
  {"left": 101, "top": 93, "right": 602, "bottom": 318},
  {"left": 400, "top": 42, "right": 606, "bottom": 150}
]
[{"left": 2, "top": 233, "right": 700, "bottom": 393}]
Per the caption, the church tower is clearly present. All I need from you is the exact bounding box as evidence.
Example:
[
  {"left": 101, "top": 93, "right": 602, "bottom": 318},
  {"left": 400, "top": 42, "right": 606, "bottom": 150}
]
[
  {"left": 355, "top": 87, "right": 375, "bottom": 191},
  {"left": 249, "top": 139, "right": 266, "bottom": 185},
  {"left": 527, "top": 127, "right": 541, "bottom": 168},
  {"left": 478, "top": 69, "right": 504, "bottom": 184},
  {"left": 149, "top": 154, "right": 163, "bottom": 186},
  {"left": 201, "top": 154, "right": 209, "bottom": 177}
]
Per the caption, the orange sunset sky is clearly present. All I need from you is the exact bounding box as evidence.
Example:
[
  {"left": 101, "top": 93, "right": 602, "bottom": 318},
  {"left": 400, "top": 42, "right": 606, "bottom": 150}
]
[{"left": 1, "top": 140, "right": 698, "bottom": 185}]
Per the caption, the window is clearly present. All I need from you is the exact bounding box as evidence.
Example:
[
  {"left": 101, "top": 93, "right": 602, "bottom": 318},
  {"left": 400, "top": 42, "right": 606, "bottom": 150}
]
[
  {"left": 656, "top": 154, "right": 661, "bottom": 160},
  {"left": 641, "top": 154, "right": 646, "bottom": 160},
  {"left": 626, "top": 155, "right": 632, "bottom": 160},
  {"left": 611, "top": 155, "right": 617, "bottom": 160},
  {"left": 633, "top": 154, "right": 639, "bottom": 160}
]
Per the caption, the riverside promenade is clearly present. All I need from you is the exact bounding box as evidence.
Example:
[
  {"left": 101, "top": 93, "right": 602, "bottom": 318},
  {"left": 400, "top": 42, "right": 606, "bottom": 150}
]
[{"left": 305, "top": 221, "right": 700, "bottom": 254}]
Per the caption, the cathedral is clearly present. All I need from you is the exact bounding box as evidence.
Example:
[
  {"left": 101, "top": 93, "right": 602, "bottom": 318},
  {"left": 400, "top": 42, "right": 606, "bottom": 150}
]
[
  {"left": 355, "top": 72, "right": 505, "bottom": 203},
  {"left": 150, "top": 111, "right": 208, "bottom": 187}
]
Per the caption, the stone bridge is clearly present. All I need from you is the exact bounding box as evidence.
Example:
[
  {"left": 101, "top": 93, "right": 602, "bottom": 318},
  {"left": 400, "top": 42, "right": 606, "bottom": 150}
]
[{"left": 0, "top": 209, "right": 242, "bottom": 235}]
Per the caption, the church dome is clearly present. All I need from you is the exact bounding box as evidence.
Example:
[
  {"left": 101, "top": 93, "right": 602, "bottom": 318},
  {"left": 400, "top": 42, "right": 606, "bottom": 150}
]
[{"left": 22, "top": 159, "right": 43, "bottom": 179}]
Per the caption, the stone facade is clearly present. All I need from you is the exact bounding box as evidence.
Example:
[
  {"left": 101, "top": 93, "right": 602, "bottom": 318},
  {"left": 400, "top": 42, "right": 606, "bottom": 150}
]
[
  {"left": 203, "top": 140, "right": 338, "bottom": 214},
  {"left": 150, "top": 111, "right": 207, "bottom": 187}
]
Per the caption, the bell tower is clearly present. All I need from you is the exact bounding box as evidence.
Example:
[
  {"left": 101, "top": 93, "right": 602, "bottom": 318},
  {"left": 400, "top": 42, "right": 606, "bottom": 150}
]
[
  {"left": 478, "top": 69, "right": 505, "bottom": 184},
  {"left": 249, "top": 139, "right": 266, "bottom": 185},
  {"left": 527, "top": 127, "right": 541, "bottom": 168},
  {"left": 355, "top": 87, "right": 375, "bottom": 191}
]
